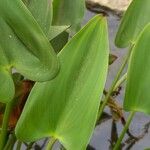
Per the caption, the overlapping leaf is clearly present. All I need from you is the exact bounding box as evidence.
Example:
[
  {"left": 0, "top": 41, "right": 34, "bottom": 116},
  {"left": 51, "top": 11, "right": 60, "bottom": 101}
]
[
  {"left": 0, "top": 44, "right": 15, "bottom": 103},
  {"left": 15, "top": 15, "right": 109, "bottom": 149},
  {"left": 52, "top": 0, "right": 85, "bottom": 31},
  {"left": 0, "top": 0, "right": 59, "bottom": 102},
  {"left": 124, "top": 23, "right": 150, "bottom": 115},
  {"left": 23, "top": 0, "right": 70, "bottom": 51},
  {"left": 23, "top": 0, "right": 53, "bottom": 35},
  {"left": 48, "top": 26, "right": 69, "bottom": 41},
  {"left": 0, "top": 69, "right": 14, "bottom": 103},
  {"left": 115, "top": 0, "right": 150, "bottom": 48},
  {"left": 50, "top": 29, "right": 69, "bottom": 53}
]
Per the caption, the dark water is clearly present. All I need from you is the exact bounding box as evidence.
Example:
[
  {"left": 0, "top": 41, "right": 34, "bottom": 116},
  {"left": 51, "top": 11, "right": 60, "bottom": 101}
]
[{"left": 84, "top": 9, "right": 150, "bottom": 150}]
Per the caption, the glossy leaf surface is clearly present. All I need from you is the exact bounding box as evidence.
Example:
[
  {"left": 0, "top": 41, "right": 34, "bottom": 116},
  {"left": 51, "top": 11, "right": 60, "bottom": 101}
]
[
  {"left": 115, "top": 0, "right": 150, "bottom": 48},
  {"left": 124, "top": 24, "right": 150, "bottom": 115},
  {"left": 15, "top": 15, "right": 109, "bottom": 149},
  {"left": 52, "top": 0, "right": 85, "bottom": 31},
  {"left": 0, "top": 0, "right": 59, "bottom": 102}
]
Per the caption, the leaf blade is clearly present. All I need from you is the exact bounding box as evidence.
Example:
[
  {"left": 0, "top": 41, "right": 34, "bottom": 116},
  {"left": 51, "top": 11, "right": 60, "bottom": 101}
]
[
  {"left": 23, "top": 0, "right": 52, "bottom": 35},
  {"left": 124, "top": 23, "right": 150, "bottom": 115},
  {"left": 0, "top": 70, "right": 15, "bottom": 103},
  {"left": 115, "top": 0, "right": 150, "bottom": 48},
  {"left": 0, "top": 0, "right": 59, "bottom": 82},
  {"left": 15, "top": 15, "right": 109, "bottom": 149},
  {"left": 52, "top": 0, "right": 85, "bottom": 31}
]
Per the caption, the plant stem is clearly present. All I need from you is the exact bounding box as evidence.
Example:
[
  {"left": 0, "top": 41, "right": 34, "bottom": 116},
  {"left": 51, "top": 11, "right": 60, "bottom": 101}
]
[
  {"left": 4, "top": 133, "right": 16, "bottom": 150},
  {"left": 114, "top": 73, "right": 127, "bottom": 91},
  {"left": 113, "top": 111, "right": 135, "bottom": 150},
  {"left": 26, "top": 142, "right": 34, "bottom": 150},
  {"left": 97, "top": 48, "right": 132, "bottom": 121},
  {"left": 46, "top": 138, "right": 56, "bottom": 150},
  {"left": 0, "top": 101, "right": 13, "bottom": 150},
  {"left": 16, "top": 141, "right": 22, "bottom": 150}
]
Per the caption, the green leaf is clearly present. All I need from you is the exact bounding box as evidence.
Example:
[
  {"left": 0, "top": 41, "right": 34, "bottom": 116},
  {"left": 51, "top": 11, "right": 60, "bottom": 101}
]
[
  {"left": 0, "top": 70, "right": 14, "bottom": 104},
  {"left": 23, "top": 0, "right": 70, "bottom": 53},
  {"left": 24, "top": 0, "right": 70, "bottom": 52},
  {"left": 124, "top": 23, "right": 150, "bottom": 115},
  {"left": 0, "top": 0, "right": 59, "bottom": 103},
  {"left": 0, "top": 45, "right": 15, "bottom": 103},
  {"left": 15, "top": 15, "right": 109, "bottom": 149},
  {"left": 0, "top": 0, "right": 59, "bottom": 81},
  {"left": 52, "top": 0, "right": 85, "bottom": 31},
  {"left": 24, "top": 0, "right": 69, "bottom": 43},
  {"left": 51, "top": 31, "right": 69, "bottom": 53},
  {"left": 48, "top": 26, "right": 69, "bottom": 41},
  {"left": 115, "top": 0, "right": 150, "bottom": 48},
  {"left": 23, "top": 0, "right": 53, "bottom": 35},
  {"left": 49, "top": 26, "right": 70, "bottom": 53}
]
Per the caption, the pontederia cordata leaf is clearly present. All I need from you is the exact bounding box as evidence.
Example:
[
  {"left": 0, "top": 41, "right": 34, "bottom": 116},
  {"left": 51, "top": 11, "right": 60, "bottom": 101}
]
[
  {"left": 48, "top": 26, "right": 69, "bottom": 41},
  {"left": 48, "top": 26, "right": 69, "bottom": 53},
  {"left": 0, "top": 69, "right": 14, "bottom": 103},
  {"left": 24, "top": 0, "right": 70, "bottom": 51},
  {"left": 115, "top": 0, "right": 150, "bottom": 48},
  {"left": 23, "top": 0, "right": 68, "bottom": 52},
  {"left": 124, "top": 23, "right": 150, "bottom": 115},
  {"left": 0, "top": 0, "right": 59, "bottom": 102},
  {"left": 52, "top": 0, "right": 85, "bottom": 31},
  {"left": 0, "top": 46, "right": 15, "bottom": 103},
  {"left": 50, "top": 30, "right": 69, "bottom": 53},
  {"left": 15, "top": 15, "right": 109, "bottom": 149},
  {"left": 23, "top": 0, "right": 52, "bottom": 35}
]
